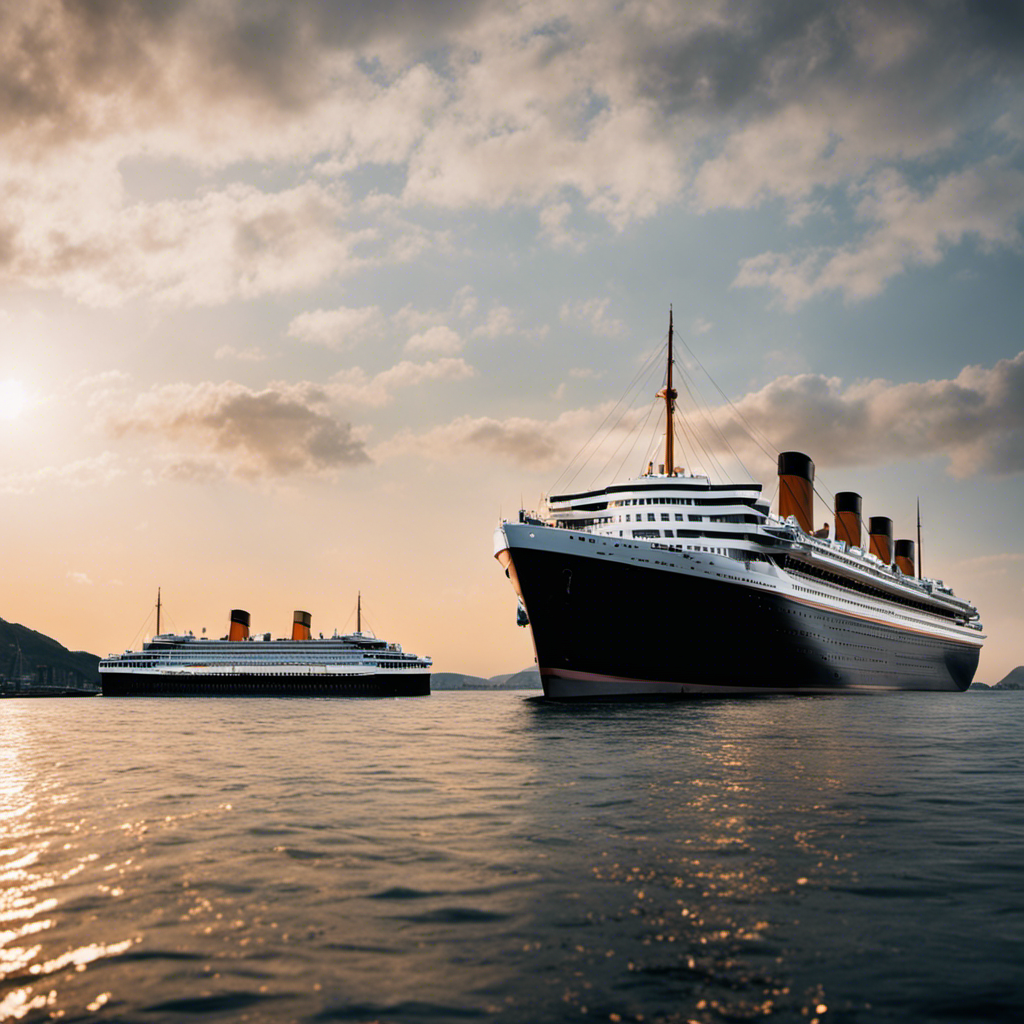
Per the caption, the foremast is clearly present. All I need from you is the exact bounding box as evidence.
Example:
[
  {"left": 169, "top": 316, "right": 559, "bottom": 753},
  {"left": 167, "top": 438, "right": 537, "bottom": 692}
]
[{"left": 655, "top": 308, "right": 678, "bottom": 476}]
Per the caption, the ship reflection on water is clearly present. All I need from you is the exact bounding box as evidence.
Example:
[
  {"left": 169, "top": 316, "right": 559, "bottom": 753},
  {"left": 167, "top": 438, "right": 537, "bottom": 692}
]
[{"left": 513, "top": 699, "right": 865, "bottom": 1022}]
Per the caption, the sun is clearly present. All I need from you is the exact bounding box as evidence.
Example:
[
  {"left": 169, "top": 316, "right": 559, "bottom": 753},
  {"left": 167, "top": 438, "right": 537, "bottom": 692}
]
[{"left": 0, "top": 379, "right": 29, "bottom": 420}]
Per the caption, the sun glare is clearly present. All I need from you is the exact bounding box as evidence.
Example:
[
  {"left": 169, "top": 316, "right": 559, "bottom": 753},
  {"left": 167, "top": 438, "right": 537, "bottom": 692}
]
[{"left": 0, "top": 379, "right": 29, "bottom": 420}]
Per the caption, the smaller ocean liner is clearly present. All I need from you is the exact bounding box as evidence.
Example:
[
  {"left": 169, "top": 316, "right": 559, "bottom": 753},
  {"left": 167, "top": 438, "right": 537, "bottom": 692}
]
[{"left": 100, "top": 599, "right": 431, "bottom": 697}]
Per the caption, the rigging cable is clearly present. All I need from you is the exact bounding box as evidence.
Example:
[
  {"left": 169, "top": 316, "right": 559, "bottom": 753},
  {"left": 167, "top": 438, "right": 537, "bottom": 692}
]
[
  {"left": 672, "top": 356, "right": 750, "bottom": 481},
  {"left": 548, "top": 339, "right": 667, "bottom": 497},
  {"left": 675, "top": 335, "right": 779, "bottom": 462},
  {"left": 590, "top": 383, "right": 662, "bottom": 487},
  {"left": 673, "top": 338, "right": 839, "bottom": 524},
  {"left": 585, "top": 351, "right": 668, "bottom": 489},
  {"left": 609, "top": 394, "right": 661, "bottom": 485},
  {"left": 674, "top": 371, "right": 731, "bottom": 481}
]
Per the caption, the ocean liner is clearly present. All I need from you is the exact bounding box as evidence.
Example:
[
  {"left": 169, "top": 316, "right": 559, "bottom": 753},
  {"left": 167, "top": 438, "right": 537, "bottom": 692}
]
[
  {"left": 100, "top": 600, "right": 431, "bottom": 697},
  {"left": 494, "top": 314, "right": 984, "bottom": 698}
]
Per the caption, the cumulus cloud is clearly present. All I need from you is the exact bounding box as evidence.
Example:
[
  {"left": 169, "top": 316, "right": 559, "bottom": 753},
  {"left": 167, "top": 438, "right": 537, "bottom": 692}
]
[
  {"left": 683, "top": 3, "right": 1024, "bottom": 208},
  {"left": 374, "top": 349, "right": 1024, "bottom": 480},
  {"left": 330, "top": 357, "right": 475, "bottom": 407},
  {"left": 2, "top": 177, "right": 370, "bottom": 306},
  {"left": 0, "top": 1, "right": 470, "bottom": 156},
  {"left": 102, "top": 381, "right": 370, "bottom": 478},
  {"left": 287, "top": 304, "right": 384, "bottom": 348},
  {"left": 1, "top": 0, "right": 1022, "bottom": 305},
  {"left": 405, "top": 325, "right": 463, "bottom": 355},
  {"left": 702, "top": 351, "right": 1024, "bottom": 477},
  {"left": 375, "top": 402, "right": 637, "bottom": 470},
  {"left": 735, "top": 162, "right": 1024, "bottom": 307},
  {"left": 472, "top": 306, "right": 517, "bottom": 339},
  {"left": 378, "top": 413, "right": 565, "bottom": 469},
  {"left": 560, "top": 297, "right": 626, "bottom": 338},
  {"left": 0, "top": 452, "right": 124, "bottom": 494},
  {"left": 539, "top": 201, "right": 582, "bottom": 250}
]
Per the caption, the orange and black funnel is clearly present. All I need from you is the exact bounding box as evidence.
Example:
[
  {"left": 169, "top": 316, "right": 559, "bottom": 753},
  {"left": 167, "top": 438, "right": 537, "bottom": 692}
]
[
  {"left": 228, "top": 609, "right": 250, "bottom": 642},
  {"left": 868, "top": 517, "right": 893, "bottom": 565},
  {"left": 778, "top": 452, "right": 814, "bottom": 534},
  {"left": 835, "top": 491, "right": 862, "bottom": 549},
  {"left": 895, "top": 539, "right": 915, "bottom": 576},
  {"left": 292, "top": 610, "right": 312, "bottom": 641}
]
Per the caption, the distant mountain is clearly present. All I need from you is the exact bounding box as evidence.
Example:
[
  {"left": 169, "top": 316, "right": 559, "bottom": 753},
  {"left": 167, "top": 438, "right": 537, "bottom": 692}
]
[
  {"left": 993, "top": 666, "right": 1024, "bottom": 690},
  {"left": 432, "top": 668, "right": 542, "bottom": 690},
  {"left": 0, "top": 616, "right": 100, "bottom": 693},
  {"left": 497, "top": 667, "right": 542, "bottom": 689},
  {"left": 432, "top": 672, "right": 493, "bottom": 690}
]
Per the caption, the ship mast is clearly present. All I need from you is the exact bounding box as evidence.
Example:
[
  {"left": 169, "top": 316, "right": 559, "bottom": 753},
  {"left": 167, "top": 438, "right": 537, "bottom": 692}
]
[
  {"left": 917, "top": 498, "right": 923, "bottom": 578},
  {"left": 656, "top": 307, "right": 678, "bottom": 476},
  {"left": 357, "top": 591, "right": 361, "bottom": 634},
  {"left": 156, "top": 587, "right": 161, "bottom": 636}
]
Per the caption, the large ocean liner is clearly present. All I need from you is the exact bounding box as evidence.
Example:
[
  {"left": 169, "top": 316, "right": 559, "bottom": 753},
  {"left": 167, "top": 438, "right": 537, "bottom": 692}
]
[
  {"left": 100, "top": 600, "right": 431, "bottom": 697},
  {"left": 494, "top": 314, "right": 984, "bottom": 698}
]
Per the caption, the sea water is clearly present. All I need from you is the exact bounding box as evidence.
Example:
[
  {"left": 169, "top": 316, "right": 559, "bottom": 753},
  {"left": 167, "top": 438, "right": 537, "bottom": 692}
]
[{"left": 1, "top": 691, "right": 1022, "bottom": 1023}]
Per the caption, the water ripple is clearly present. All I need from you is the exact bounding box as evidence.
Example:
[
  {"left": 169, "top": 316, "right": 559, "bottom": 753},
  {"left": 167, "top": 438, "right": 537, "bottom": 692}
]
[{"left": 0, "top": 691, "right": 1021, "bottom": 1023}]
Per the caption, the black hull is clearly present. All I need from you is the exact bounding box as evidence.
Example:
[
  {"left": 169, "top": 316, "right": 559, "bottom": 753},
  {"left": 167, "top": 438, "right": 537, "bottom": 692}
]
[
  {"left": 509, "top": 546, "right": 979, "bottom": 698},
  {"left": 100, "top": 672, "right": 430, "bottom": 698}
]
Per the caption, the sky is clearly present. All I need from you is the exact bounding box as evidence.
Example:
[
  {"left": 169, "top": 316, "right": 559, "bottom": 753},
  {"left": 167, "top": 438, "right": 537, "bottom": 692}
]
[{"left": 1, "top": 0, "right": 1022, "bottom": 682}]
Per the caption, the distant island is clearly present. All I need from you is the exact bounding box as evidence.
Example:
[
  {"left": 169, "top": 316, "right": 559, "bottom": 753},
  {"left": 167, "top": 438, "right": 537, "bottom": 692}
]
[
  {"left": 0, "top": 616, "right": 100, "bottom": 695},
  {"left": 432, "top": 668, "right": 541, "bottom": 690},
  {"left": 971, "top": 666, "right": 1024, "bottom": 690}
]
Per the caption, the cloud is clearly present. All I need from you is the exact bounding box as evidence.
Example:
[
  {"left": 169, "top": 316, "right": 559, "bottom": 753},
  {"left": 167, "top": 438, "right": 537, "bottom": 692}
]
[
  {"left": 215, "top": 345, "right": 268, "bottom": 362},
  {"left": 375, "top": 349, "right": 1024, "bottom": 480},
  {"left": 683, "top": 3, "right": 1024, "bottom": 209},
  {"left": 103, "top": 380, "right": 370, "bottom": 478},
  {"left": 378, "top": 413, "right": 565, "bottom": 469},
  {"left": 66, "top": 571, "right": 93, "bottom": 586},
  {"left": 0, "top": 1, "right": 472, "bottom": 156},
  {"left": 0, "top": 452, "right": 124, "bottom": 494},
  {"left": 330, "top": 357, "right": 475, "bottom": 407},
  {"left": 560, "top": 298, "right": 626, "bottom": 338},
  {"left": 472, "top": 306, "right": 517, "bottom": 339},
  {"left": 538, "top": 201, "right": 582, "bottom": 250},
  {"left": 405, "top": 325, "right": 462, "bottom": 355},
  {"left": 734, "top": 162, "right": 1024, "bottom": 307},
  {"left": 287, "top": 304, "right": 384, "bottom": 348},
  {"left": 1, "top": 0, "right": 1022, "bottom": 308},
  {"left": 1, "top": 177, "right": 371, "bottom": 306},
  {"left": 453, "top": 286, "right": 477, "bottom": 319},
  {"left": 703, "top": 350, "right": 1024, "bottom": 477},
  {"left": 375, "top": 402, "right": 632, "bottom": 470}
]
